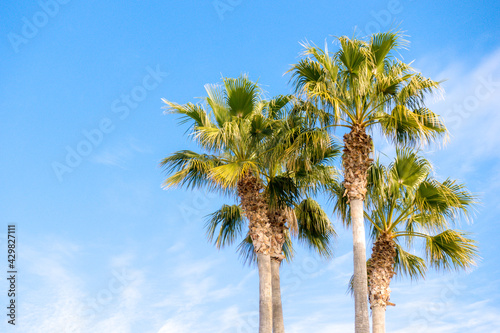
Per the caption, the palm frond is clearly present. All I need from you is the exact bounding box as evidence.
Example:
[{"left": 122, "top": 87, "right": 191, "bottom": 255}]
[
  {"left": 377, "top": 105, "right": 446, "bottom": 147},
  {"left": 205, "top": 205, "right": 245, "bottom": 248},
  {"left": 162, "top": 100, "right": 212, "bottom": 129},
  {"left": 388, "top": 148, "right": 431, "bottom": 190},
  {"left": 393, "top": 243, "right": 427, "bottom": 280},
  {"left": 266, "top": 176, "right": 300, "bottom": 209},
  {"left": 160, "top": 150, "right": 222, "bottom": 191},
  {"left": 210, "top": 161, "right": 258, "bottom": 189},
  {"left": 328, "top": 180, "right": 350, "bottom": 226},
  {"left": 295, "top": 198, "right": 336, "bottom": 258},
  {"left": 204, "top": 83, "right": 229, "bottom": 127},
  {"left": 223, "top": 76, "right": 261, "bottom": 119},
  {"left": 424, "top": 230, "right": 479, "bottom": 271},
  {"left": 368, "top": 31, "right": 407, "bottom": 74}
]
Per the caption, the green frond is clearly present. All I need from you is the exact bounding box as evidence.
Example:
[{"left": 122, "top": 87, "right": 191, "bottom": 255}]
[
  {"left": 160, "top": 150, "right": 222, "bottom": 191},
  {"left": 336, "top": 36, "right": 368, "bottom": 79},
  {"left": 388, "top": 148, "right": 431, "bottom": 190},
  {"left": 194, "top": 121, "right": 241, "bottom": 152},
  {"left": 328, "top": 180, "right": 350, "bottom": 226},
  {"left": 347, "top": 273, "right": 355, "bottom": 296},
  {"left": 283, "top": 128, "right": 334, "bottom": 171},
  {"left": 414, "top": 178, "right": 476, "bottom": 228},
  {"left": 393, "top": 243, "right": 427, "bottom": 280},
  {"left": 210, "top": 161, "right": 258, "bottom": 189},
  {"left": 237, "top": 234, "right": 257, "bottom": 266},
  {"left": 266, "top": 176, "right": 300, "bottom": 209},
  {"left": 398, "top": 74, "right": 443, "bottom": 109},
  {"left": 288, "top": 58, "right": 325, "bottom": 95},
  {"left": 295, "top": 198, "right": 336, "bottom": 258},
  {"left": 365, "top": 158, "right": 387, "bottom": 207},
  {"left": 424, "top": 230, "right": 479, "bottom": 271},
  {"left": 295, "top": 165, "right": 339, "bottom": 197},
  {"left": 205, "top": 205, "right": 245, "bottom": 249},
  {"left": 287, "top": 58, "right": 343, "bottom": 122},
  {"left": 282, "top": 231, "right": 295, "bottom": 263},
  {"left": 204, "top": 83, "right": 230, "bottom": 127},
  {"left": 162, "top": 100, "right": 213, "bottom": 130},
  {"left": 438, "top": 179, "right": 477, "bottom": 221},
  {"left": 250, "top": 114, "right": 274, "bottom": 141},
  {"left": 223, "top": 76, "right": 261, "bottom": 119},
  {"left": 266, "top": 94, "right": 293, "bottom": 120},
  {"left": 376, "top": 105, "right": 447, "bottom": 146},
  {"left": 368, "top": 31, "right": 407, "bottom": 74},
  {"left": 291, "top": 98, "right": 337, "bottom": 127}
]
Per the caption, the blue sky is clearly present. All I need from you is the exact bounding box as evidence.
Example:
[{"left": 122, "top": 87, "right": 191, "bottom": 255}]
[{"left": 1, "top": 0, "right": 500, "bottom": 332}]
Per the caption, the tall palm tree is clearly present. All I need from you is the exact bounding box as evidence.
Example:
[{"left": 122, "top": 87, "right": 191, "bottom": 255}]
[
  {"left": 288, "top": 31, "right": 447, "bottom": 333},
  {"left": 206, "top": 103, "right": 339, "bottom": 333},
  {"left": 161, "top": 76, "right": 292, "bottom": 333},
  {"left": 344, "top": 150, "right": 478, "bottom": 333},
  {"left": 207, "top": 197, "right": 335, "bottom": 333}
]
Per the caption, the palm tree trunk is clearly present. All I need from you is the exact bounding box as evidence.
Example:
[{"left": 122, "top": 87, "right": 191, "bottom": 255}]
[
  {"left": 351, "top": 199, "right": 370, "bottom": 333},
  {"left": 238, "top": 172, "right": 273, "bottom": 333},
  {"left": 257, "top": 252, "right": 273, "bottom": 333},
  {"left": 271, "top": 258, "right": 285, "bottom": 333},
  {"left": 269, "top": 209, "right": 287, "bottom": 333},
  {"left": 367, "top": 234, "right": 396, "bottom": 333},
  {"left": 343, "top": 125, "right": 373, "bottom": 333},
  {"left": 371, "top": 304, "right": 385, "bottom": 333}
]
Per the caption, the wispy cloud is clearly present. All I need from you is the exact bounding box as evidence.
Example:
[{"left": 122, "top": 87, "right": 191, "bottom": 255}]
[
  {"left": 90, "top": 137, "right": 152, "bottom": 169},
  {"left": 389, "top": 275, "right": 500, "bottom": 333}
]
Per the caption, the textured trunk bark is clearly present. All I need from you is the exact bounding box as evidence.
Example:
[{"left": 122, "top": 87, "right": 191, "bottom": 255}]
[
  {"left": 271, "top": 258, "right": 285, "bottom": 333},
  {"left": 258, "top": 252, "right": 273, "bottom": 333},
  {"left": 367, "top": 234, "right": 396, "bottom": 333},
  {"left": 371, "top": 304, "right": 386, "bottom": 333},
  {"left": 237, "top": 172, "right": 273, "bottom": 333},
  {"left": 343, "top": 125, "right": 372, "bottom": 333},
  {"left": 351, "top": 199, "right": 370, "bottom": 333},
  {"left": 268, "top": 208, "right": 287, "bottom": 333}
]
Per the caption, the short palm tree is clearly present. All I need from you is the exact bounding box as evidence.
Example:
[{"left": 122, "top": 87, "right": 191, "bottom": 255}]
[
  {"left": 343, "top": 150, "right": 478, "bottom": 333},
  {"left": 161, "top": 76, "right": 291, "bottom": 333},
  {"left": 288, "top": 31, "right": 447, "bottom": 333}
]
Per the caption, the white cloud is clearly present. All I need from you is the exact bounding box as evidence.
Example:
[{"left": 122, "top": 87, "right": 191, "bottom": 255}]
[
  {"left": 427, "top": 48, "right": 500, "bottom": 177},
  {"left": 90, "top": 137, "right": 152, "bottom": 169},
  {"left": 16, "top": 237, "right": 147, "bottom": 333},
  {"left": 388, "top": 276, "right": 500, "bottom": 333}
]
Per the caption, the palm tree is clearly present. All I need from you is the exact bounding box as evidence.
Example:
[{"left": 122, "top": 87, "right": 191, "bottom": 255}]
[
  {"left": 288, "top": 31, "right": 447, "bottom": 333},
  {"left": 344, "top": 150, "right": 478, "bottom": 333},
  {"left": 161, "top": 76, "right": 291, "bottom": 333},
  {"left": 206, "top": 103, "right": 339, "bottom": 333}
]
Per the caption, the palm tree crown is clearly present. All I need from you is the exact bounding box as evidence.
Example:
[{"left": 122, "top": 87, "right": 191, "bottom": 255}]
[
  {"left": 288, "top": 32, "right": 446, "bottom": 143},
  {"left": 365, "top": 149, "right": 478, "bottom": 280}
]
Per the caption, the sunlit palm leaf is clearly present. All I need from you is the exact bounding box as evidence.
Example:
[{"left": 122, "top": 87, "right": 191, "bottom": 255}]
[{"left": 424, "top": 230, "right": 478, "bottom": 271}]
